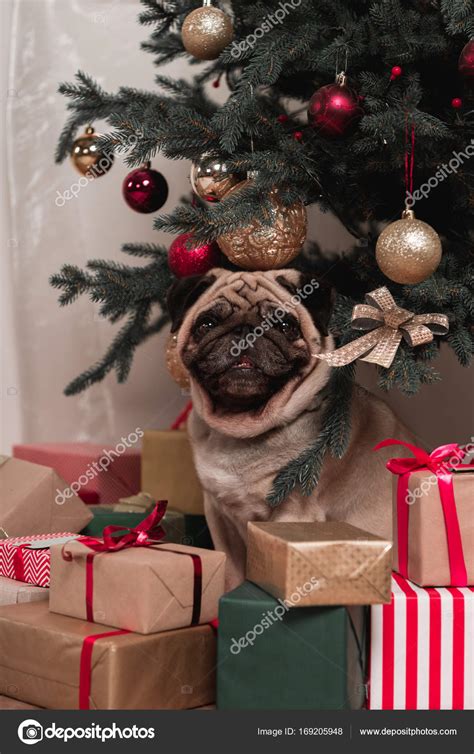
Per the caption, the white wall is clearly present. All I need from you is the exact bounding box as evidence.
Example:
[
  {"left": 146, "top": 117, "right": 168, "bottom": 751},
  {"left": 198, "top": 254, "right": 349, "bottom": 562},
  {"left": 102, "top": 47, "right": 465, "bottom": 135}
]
[{"left": 1, "top": 0, "right": 472, "bottom": 454}]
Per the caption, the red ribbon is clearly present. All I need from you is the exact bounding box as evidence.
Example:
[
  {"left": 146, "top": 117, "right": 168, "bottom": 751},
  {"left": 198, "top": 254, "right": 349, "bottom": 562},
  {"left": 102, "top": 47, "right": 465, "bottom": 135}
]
[
  {"left": 13, "top": 546, "right": 27, "bottom": 582},
  {"left": 62, "top": 500, "right": 202, "bottom": 626},
  {"left": 375, "top": 439, "right": 469, "bottom": 586},
  {"left": 79, "top": 630, "right": 130, "bottom": 709}
]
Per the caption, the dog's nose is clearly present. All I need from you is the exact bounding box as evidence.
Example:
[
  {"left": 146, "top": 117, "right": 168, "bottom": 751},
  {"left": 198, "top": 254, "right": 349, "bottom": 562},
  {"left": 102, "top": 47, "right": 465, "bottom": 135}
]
[{"left": 233, "top": 324, "right": 251, "bottom": 337}]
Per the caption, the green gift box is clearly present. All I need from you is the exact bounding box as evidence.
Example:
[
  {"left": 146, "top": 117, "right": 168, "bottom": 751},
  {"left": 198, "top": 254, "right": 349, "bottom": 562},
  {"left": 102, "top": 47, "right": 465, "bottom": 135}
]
[
  {"left": 217, "top": 582, "right": 367, "bottom": 710},
  {"left": 80, "top": 505, "right": 148, "bottom": 537},
  {"left": 81, "top": 505, "right": 214, "bottom": 549}
]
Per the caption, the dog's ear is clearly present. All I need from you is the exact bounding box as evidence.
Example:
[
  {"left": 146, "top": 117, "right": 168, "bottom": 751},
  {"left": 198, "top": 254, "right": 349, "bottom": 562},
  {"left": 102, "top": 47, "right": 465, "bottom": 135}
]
[
  {"left": 167, "top": 274, "right": 216, "bottom": 333},
  {"left": 276, "top": 273, "right": 335, "bottom": 337}
]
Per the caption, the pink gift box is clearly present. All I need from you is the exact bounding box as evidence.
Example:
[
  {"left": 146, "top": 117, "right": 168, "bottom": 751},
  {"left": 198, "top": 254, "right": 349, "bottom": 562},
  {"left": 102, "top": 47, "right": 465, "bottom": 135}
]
[
  {"left": 369, "top": 573, "right": 474, "bottom": 710},
  {"left": 0, "top": 533, "right": 78, "bottom": 587},
  {"left": 13, "top": 442, "right": 141, "bottom": 505}
]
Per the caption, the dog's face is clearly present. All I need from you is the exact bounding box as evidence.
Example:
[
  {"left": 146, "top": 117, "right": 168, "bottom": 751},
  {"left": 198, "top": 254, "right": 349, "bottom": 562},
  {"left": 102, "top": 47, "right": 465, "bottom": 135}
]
[{"left": 167, "top": 270, "right": 334, "bottom": 417}]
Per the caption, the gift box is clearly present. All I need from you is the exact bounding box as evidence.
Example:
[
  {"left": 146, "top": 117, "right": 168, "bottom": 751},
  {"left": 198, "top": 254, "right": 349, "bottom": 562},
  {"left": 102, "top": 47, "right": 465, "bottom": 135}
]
[
  {"left": 377, "top": 439, "right": 474, "bottom": 586},
  {"left": 247, "top": 521, "right": 392, "bottom": 605},
  {"left": 369, "top": 573, "right": 474, "bottom": 709},
  {"left": 0, "top": 533, "right": 79, "bottom": 587},
  {"left": 0, "top": 602, "right": 216, "bottom": 709},
  {"left": 0, "top": 455, "right": 92, "bottom": 538},
  {"left": 183, "top": 514, "right": 214, "bottom": 550},
  {"left": 13, "top": 442, "right": 141, "bottom": 505},
  {"left": 0, "top": 695, "right": 43, "bottom": 710},
  {"left": 50, "top": 510, "right": 226, "bottom": 633},
  {"left": 142, "top": 430, "right": 204, "bottom": 514},
  {"left": 217, "top": 581, "right": 366, "bottom": 709},
  {"left": 0, "top": 575, "right": 48, "bottom": 606},
  {"left": 80, "top": 505, "right": 152, "bottom": 538}
]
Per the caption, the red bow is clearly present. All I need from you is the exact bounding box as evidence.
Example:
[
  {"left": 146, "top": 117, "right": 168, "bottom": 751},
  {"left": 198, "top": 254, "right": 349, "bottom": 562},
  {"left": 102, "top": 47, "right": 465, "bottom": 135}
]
[
  {"left": 63, "top": 500, "right": 168, "bottom": 560},
  {"left": 374, "top": 439, "right": 465, "bottom": 476}
]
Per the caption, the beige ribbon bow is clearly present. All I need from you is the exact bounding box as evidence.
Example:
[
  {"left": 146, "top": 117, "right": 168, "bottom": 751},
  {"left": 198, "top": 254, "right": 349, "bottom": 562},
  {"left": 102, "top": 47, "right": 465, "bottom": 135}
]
[{"left": 317, "top": 287, "right": 449, "bottom": 368}]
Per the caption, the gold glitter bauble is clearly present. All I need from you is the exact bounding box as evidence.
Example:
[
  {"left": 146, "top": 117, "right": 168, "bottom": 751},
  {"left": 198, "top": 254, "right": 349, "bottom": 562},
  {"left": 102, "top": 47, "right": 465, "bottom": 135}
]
[
  {"left": 375, "top": 209, "right": 442, "bottom": 284},
  {"left": 166, "top": 334, "right": 190, "bottom": 389},
  {"left": 190, "top": 154, "right": 244, "bottom": 202},
  {"left": 181, "top": 4, "right": 233, "bottom": 61},
  {"left": 217, "top": 181, "right": 307, "bottom": 270},
  {"left": 70, "top": 126, "right": 114, "bottom": 177}
]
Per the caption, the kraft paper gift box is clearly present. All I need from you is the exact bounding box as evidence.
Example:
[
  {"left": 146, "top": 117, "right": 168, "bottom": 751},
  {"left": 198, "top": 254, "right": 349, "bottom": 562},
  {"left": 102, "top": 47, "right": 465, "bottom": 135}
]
[
  {"left": 13, "top": 442, "right": 141, "bottom": 505},
  {"left": 141, "top": 430, "right": 204, "bottom": 515},
  {"left": 0, "top": 455, "right": 92, "bottom": 538},
  {"left": 0, "top": 533, "right": 79, "bottom": 587},
  {"left": 369, "top": 573, "right": 474, "bottom": 710},
  {"left": 50, "top": 539, "right": 226, "bottom": 634},
  {"left": 247, "top": 521, "right": 392, "bottom": 605},
  {"left": 0, "top": 575, "right": 48, "bottom": 606},
  {"left": 0, "top": 602, "right": 216, "bottom": 710},
  {"left": 392, "top": 465, "right": 474, "bottom": 587},
  {"left": 217, "top": 581, "right": 367, "bottom": 710},
  {"left": 0, "top": 695, "right": 43, "bottom": 710}
]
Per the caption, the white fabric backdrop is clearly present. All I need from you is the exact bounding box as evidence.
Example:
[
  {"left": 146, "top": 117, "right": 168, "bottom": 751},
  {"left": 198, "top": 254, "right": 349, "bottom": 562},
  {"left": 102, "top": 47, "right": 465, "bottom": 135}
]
[{"left": 1, "top": 0, "right": 472, "bottom": 454}]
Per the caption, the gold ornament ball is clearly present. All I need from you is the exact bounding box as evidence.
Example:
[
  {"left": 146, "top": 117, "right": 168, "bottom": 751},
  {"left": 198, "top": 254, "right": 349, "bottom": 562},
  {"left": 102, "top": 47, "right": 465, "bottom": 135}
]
[
  {"left": 181, "top": 5, "right": 233, "bottom": 61},
  {"left": 190, "top": 154, "right": 244, "bottom": 202},
  {"left": 375, "top": 210, "right": 442, "bottom": 284},
  {"left": 166, "top": 335, "right": 190, "bottom": 389},
  {"left": 70, "top": 127, "right": 114, "bottom": 177},
  {"left": 217, "top": 181, "right": 307, "bottom": 271}
]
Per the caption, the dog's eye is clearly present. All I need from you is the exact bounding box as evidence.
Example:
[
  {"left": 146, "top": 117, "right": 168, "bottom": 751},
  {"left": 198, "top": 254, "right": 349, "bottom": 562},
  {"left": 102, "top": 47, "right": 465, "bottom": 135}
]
[
  {"left": 275, "top": 316, "right": 301, "bottom": 340},
  {"left": 194, "top": 314, "right": 218, "bottom": 339}
]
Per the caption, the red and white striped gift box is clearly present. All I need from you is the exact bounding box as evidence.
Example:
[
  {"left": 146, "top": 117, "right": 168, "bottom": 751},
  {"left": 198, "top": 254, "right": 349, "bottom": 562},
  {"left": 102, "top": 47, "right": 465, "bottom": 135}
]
[
  {"left": 369, "top": 572, "right": 474, "bottom": 709},
  {"left": 0, "top": 533, "right": 77, "bottom": 588}
]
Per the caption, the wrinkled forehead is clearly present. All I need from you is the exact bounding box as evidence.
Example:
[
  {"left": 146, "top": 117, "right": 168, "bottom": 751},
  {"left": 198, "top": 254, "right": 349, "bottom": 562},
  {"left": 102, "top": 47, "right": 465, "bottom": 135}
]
[{"left": 199, "top": 276, "right": 291, "bottom": 319}]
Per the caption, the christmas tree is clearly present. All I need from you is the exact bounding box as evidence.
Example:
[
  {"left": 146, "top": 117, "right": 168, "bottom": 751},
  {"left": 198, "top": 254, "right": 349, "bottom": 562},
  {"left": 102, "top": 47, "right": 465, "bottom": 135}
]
[{"left": 51, "top": 0, "right": 473, "bottom": 504}]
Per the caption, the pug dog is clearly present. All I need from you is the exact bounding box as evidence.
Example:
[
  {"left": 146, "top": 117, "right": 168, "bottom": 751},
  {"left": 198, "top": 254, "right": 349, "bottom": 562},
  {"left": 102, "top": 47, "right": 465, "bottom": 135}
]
[{"left": 168, "top": 268, "right": 414, "bottom": 589}]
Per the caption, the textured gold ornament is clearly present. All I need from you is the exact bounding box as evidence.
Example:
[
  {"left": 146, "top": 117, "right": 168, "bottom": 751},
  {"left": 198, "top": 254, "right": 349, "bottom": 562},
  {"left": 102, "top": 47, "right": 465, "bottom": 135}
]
[
  {"left": 166, "top": 334, "right": 190, "bottom": 389},
  {"left": 316, "top": 287, "right": 449, "bottom": 369},
  {"left": 217, "top": 181, "right": 307, "bottom": 270},
  {"left": 190, "top": 154, "right": 244, "bottom": 202},
  {"left": 375, "top": 209, "right": 442, "bottom": 284},
  {"left": 181, "top": 3, "right": 233, "bottom": 61},
  {"left": 70, "top": 126, "right": 114, "bottom": 177}
]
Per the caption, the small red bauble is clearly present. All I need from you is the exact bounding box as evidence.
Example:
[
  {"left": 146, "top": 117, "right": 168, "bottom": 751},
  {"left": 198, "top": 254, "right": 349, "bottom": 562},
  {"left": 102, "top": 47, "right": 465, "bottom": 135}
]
[
  {"left": 122, "top": 165, "right": 168, "bottom": 213},
  {"left": 168, "top": 232, "right": 221, "bottom": 277},
  {"left": 293, "top": 130, "right": 303, "bottom": 141},
  {"left": 451, "top": 97, "right": 463, "bottom": 109},
  {"left": 277, "top": 114, "right": 289, "bottom": 123},
  {"left": 459, "top": 40, "right": 474, "bottom": 81},
  {"left": 307, "top": 76, "right": 362, "bottom": 137},
  {"left": 390, "top": 65, "right": 403, "bottom": 80}
]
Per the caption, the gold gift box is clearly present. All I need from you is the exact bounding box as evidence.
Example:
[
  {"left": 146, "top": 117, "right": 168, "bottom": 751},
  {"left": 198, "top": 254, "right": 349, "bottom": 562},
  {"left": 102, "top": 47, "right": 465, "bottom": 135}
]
[
  {"left": 247, "top": 521, "right": 392, "bottom": 605},
  {"left": 141, "top": 430, "right": 204, "bottom": 515}
]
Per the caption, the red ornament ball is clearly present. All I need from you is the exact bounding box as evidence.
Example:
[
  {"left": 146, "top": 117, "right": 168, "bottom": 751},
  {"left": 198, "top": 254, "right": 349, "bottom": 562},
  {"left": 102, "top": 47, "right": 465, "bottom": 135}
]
[
  {"left": 459, "top": 40, "right": 474, "bottom": 81},
  {"left": 168, "top": 233, "right": 221, "bottom": 278},
  {"left": 390, "top": 65, "right": 403, "bottom": 80},
  {"left": 307, "top": 80, "right": 362, "bottom": 137},
  {"left": 293, "top": 130, "right": 303, "bottom": 141},
  {"left": 122, "top": 166, "right": 169, "bottom": 213},
  {"left": 451, "top": 97, "right": 463, "bottom": 109},
  {"left": 277, "top": 114, "right": 289, "bottom": 123}
]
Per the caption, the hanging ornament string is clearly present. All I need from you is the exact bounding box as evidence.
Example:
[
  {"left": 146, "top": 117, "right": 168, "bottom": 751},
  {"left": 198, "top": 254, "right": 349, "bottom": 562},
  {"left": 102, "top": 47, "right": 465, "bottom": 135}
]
[{"left": 404, "top": 116, "right": 415, "bottom": 209}]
